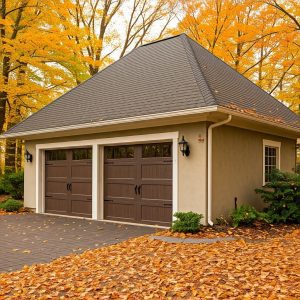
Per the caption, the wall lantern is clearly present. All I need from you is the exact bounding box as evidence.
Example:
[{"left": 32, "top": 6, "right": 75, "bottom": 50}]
[
  {"left": 25, "top": 150, "right": 33, "bottom": 163},
  {"left": 178, "top": 136, "right": 190, "bottom": 157}
]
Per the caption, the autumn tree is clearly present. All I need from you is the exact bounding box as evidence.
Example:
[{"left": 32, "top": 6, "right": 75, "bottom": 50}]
[
  {"left": 264, "top": 0, "right": 300, "bottom": 112},
  {"left": 0, "top": 0, "right": 177, "bottom": 171},
  {"left": 55, "top": 0, "right": 177, "bottom": 82},
  {"left": 177, "top": 0, "right": 300, "bottom": 113},
  {"left": 0, "top": 0, "right": 79, "bottom": 171}
]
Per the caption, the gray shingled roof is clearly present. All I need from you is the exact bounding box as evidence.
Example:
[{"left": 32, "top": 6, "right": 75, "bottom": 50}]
[{"left": 4, "top": 34, "right": 300, "bottom": 136}]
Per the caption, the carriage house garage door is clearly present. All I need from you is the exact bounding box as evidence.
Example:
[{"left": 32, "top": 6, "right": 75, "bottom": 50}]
[
  {"left": 45, "top": 148, "right": 92, "bottom": 218},
  {"left": 104, "top": 143, "right": 173, "bottom": 226}
]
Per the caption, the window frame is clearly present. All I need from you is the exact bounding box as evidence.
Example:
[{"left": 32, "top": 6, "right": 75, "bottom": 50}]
[{"left": 262, "top": 139, "right": 281, "bottom": 185}]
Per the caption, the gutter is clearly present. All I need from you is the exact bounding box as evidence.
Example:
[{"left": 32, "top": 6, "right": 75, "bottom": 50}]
[
  {"left": 0, "top": 106, "right": 218, "bottom": 139},
  {"left": 217, "top": 107, "right": 300, "bottom": 137},
  {"left": 207, "top": 115, "right": 232, "bottom": 226}
]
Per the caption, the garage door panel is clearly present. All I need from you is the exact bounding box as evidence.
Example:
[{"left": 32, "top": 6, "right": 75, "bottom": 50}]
[
  {"left": 71, "top": 182, "right": 92, "bottom": 195},
  {"left": 141, "top": 164, "right": 172, "bottom": 180},
  {"left": 105, "top": 164, "right": 136, "bottom": 180},
  {"left": 71, "top": 164, "right": 92, "bottom": 179},
  {"left": 46, "top": 181, "right": 68, "bottom": 195},
  {"left": 141, "top": 184, "right": 172, "bottom": 201},
  {"left": 45, "top": 197, "right": 69, "bottom": 214},
  {"left": 104, "top": 202, "right": 136, "bottom": 222},
  {"left": 141, "top": 205, "right": 172, "bottom": 226},
  {"left": 71, "top": 200, "right": 92, "bottom": 217},
  {"left": 105, "top": 183, "right": 135, "bottom": 199},
  {"left": 46, "top": 165, "right": 68, "bottom": 179}
]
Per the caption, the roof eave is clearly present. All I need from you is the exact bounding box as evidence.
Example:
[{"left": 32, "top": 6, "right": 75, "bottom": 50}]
[
  {"left": 1, "top": 105, "right": 299, "bottom": 140},
  {"left": 0, "top": 106, "right": 219, "bottom": 139},
  {"left": 217, "top": 106, "right": 300, "bottom": 137}
]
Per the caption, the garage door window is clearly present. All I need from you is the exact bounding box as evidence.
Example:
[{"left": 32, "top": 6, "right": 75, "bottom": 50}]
[
  {"left": 72, "top": 148, "right": 92, "bottom": 160},
  {"left": 46, "top": 150, "right": 67, "bottom": 161},
  {"left": 142, "top": 143, "right": 172, "bottom": 158},
  {"left": 105, "top": 146, "right": 134, "bottom": 159}
]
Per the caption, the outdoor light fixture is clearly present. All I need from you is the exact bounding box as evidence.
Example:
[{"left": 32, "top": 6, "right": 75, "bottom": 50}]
[
  {"left": 178, "top": 136, "right": 190, "bottom": 157},
  {"left": 25, "top": 150, "right": 33, "bottom": 163}
]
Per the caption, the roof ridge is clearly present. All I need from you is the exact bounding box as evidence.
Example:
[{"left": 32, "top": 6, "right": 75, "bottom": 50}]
[
  {"left": 179, "top": 34, "right": 216, "bottom": 107},
  {"left": 140, "top": 34, "right": 184, "bottom": 47}
]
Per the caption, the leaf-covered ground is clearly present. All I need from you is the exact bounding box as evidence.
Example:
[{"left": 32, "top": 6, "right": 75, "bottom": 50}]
[
  {"left": 0, "top": 229, "right": 299, "bottom": 299},
  {"left": 0, "top": 209, "right": 30, "bottom": 216},
  {"left": 156, "top": 223, "right": 300, "bottom": 240}
]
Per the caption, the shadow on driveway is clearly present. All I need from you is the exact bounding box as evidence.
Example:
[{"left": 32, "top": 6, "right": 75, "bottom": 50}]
[{"left": 0, "top": 214, "right": 158, "bottom": 273}]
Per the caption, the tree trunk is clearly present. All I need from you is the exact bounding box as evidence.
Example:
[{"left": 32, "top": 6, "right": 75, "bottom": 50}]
[
  {"left": 4, "top": 60, "right": 26, "bottom": 171},
  {"left": 5, "top": 137, "right": 16, "bottom": 172}
]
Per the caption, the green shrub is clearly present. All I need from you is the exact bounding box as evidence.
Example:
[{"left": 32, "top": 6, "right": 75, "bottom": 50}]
[
  {"left": 296, "top": 164, "right": 300, "bottom": 175},
  {"left": 171, "top": 211, "right": 203, "bottom": 233},
  {"left": 0, "top": 177, "right": 8, "bottom": 195},
  {"left": 255, "top": 169, "right": 300, "bottom": 224},
  {"left": 231, "top": 205, "right": 267, "bottom": 227},
  {"left": 1, "top": 171, "right": 24, "bottom": 200},
  {"left": 0, "top": 199, "right": 23, "bottom": 212}
]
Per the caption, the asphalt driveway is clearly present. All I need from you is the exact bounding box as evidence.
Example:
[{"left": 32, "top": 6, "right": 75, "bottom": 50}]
[{"left": 0, "top": 214, "right": 157, "bottom": 273}]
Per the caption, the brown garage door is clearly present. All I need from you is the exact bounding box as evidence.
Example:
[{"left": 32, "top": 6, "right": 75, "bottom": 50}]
[
  {"left": 45, "top": 148, "right": 92, "bottom": 218},
  {"left": 104, "top": 143, "right": 172, "bottom": 226}
]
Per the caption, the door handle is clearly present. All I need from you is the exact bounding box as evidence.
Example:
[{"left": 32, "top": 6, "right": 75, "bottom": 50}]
[
  {"left": 134, "top": 185, "right": 138, "bottom": 195},
  {"left": 138, "top": 185, "right": 141, "bottom": 195},
  {"left": 67, "top": 183, "right": 72, "bottom": 191}
]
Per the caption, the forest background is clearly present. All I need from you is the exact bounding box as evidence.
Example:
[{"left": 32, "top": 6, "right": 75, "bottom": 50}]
[{"left": 0, "top": 0, "right": 299, "bottom": 172}]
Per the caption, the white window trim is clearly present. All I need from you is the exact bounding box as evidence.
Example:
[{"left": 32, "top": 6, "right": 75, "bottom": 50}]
[
  {"left": 262, "top": 139, "right": 281, "bottom": 185},
  {"left": 35, "top": 132, "right": 179, "bottom": 224}
]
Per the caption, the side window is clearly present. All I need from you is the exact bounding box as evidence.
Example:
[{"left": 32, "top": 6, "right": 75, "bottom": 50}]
[{"left": 263, "top": 140, "right": 281, "bottom": 185}]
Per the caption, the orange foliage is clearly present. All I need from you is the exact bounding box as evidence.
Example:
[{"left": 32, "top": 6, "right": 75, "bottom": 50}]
[
  {"left": 176, "top": 0, "right": 300, "bottom": 112},
  {"left": 0, "top": 229, "right": 299, "bottom": 298}
]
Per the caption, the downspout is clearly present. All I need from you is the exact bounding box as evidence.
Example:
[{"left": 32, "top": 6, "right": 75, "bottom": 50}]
[{"left": 207, "top": 115, "right": 232, "bottom": 226}]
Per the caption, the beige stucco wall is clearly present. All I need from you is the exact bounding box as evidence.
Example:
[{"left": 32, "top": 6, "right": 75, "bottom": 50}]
[
  {"left": 212, "top": 125, "right": 297, "bottom": 220},
  {"left": 24, "top": 122, "right": 208, "bottom": 220},
  {"left": 24, "top": 142, "right": 36, "bottom": 209}
]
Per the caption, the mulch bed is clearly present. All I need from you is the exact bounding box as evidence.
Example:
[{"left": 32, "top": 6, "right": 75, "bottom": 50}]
[
  {"left": 0, "top": 208, "right": 32, "bottom": 216},
  {"left": 155, "top": 223, "right": 300, "bottom": 241}
]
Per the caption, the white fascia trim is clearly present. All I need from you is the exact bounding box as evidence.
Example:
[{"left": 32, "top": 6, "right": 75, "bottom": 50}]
[
  {"left": 218, "top": 107, "right": 300, "bottom": 135},
  {"left": 262, "top": 139, "right": 281, "bottom": 186},
  {"left": 1, "top": 106, "right": 218, "bottom": 139},
  {"left": 35, "top": 131, "right": 179, "bottom": 221}
]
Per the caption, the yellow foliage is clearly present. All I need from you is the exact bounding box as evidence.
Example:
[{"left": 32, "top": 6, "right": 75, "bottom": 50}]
[{"left": 176, "top": 0, "right": 300, "bottom": 113}]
